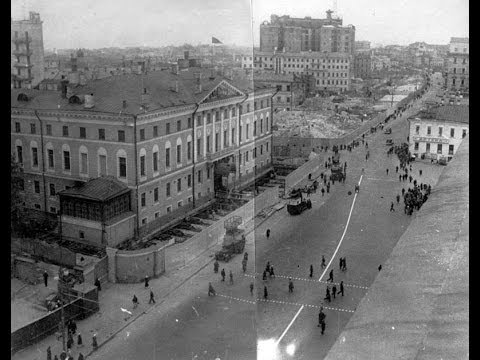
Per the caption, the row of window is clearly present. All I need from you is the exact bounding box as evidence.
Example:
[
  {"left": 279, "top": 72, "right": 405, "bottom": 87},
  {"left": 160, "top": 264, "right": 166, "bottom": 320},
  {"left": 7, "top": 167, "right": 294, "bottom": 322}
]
[
  {"left": 246, "top": 56, "right": 349, "bottom": 64},
  {"left": 413, "top": 142, "right": 455, "bottom": 155},
  {"left": 415, "top": 125, "right": 467, "bottom": 138},
  {"left": 315, "top": 79, "right": 348, "bottom": 86}
]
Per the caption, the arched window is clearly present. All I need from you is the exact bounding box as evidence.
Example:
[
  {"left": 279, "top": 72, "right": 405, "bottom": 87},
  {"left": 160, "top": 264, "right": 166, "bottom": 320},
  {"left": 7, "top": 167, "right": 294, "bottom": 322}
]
[
  {"left": 176, "top": 138, "right": 182, "bottom": 164},
  {"left": 152, "top": 144, "right": 159, "bottom": 173},
  {"left": 15, "top": 139, "right": 23, "bottom": 163},
  {"left": 165, "top": 141, "right": 171, "bottom": 169},
  {"left": 69, "top": 95, "right": 82, "bottom": 104},
  {"left": 46, "top": 142, "right": 55, "bottom": 169},
  {"left": 186, "top": 135, "right": 192, "bottom": 162},
  {"left": 116, "top": 149, "right": 127, "bottom": 179},
  {"left": 79, "top": 145, "right": 88, "bottom": 175},
  {"left": 30, "top": 140, "right": 39, "bottom": 168},
  {"left": 139, "top": 148, "right": 147, "bottom": 177},
  {"left": 17, "top": 93, "right": 29, "bottom": 102},
  {"left": 62, "top": 144, "right": 71, "bottom": 172},
  {"left": 97, "top": 147, "right": 107, "bottom": 176}
]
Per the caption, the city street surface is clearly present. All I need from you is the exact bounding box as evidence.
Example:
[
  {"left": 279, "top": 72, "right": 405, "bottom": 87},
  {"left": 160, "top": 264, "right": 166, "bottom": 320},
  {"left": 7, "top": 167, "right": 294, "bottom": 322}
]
[{"left": 88, "top": 77, "right": 443, "bottom": 360}]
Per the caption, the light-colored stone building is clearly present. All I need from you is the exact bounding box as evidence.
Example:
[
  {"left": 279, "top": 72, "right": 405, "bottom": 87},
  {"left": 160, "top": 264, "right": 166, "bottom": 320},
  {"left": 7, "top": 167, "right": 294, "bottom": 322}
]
[
  {"left": 408, "top": 105, "right": 468, "bottom": 162},
  {"left": 11, "top": 67, "right": 275, "bottom": 243},
  {"left": 445, "top": 37, "right": 469, "bottom": 93}
]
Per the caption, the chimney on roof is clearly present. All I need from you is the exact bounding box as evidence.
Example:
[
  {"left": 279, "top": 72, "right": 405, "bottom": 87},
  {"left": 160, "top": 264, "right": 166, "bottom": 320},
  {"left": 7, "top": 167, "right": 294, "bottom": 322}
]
[
  {"left": 60, "top": 79, "right": 69, "bottom": 98},
  {"left": 141, "top": 88, "right": 150, "bottom": 106},
  {"left": 194, "top": 72, "right": 202, "bottom": 93},
  {"left": 84, "top": 93, "right": 95, "bottom": 108}
]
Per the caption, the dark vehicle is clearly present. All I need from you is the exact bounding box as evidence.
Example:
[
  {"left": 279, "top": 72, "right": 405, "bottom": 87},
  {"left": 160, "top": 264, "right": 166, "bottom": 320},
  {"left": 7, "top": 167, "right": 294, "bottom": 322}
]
[
  {"left": 287, "top": 190, "right": 312, "bottom": 215},
  {"left": 438, "top": 158, "right": 447, "bottom": 166},
  {"left": 384, "top": 128, "right": 392, "bottom": 134},
  {"left": 386, "top": 139, "right": 394, "bottom": 146},
  {"left": 330, "top": 152, "right": 345, "bottom": 182}
]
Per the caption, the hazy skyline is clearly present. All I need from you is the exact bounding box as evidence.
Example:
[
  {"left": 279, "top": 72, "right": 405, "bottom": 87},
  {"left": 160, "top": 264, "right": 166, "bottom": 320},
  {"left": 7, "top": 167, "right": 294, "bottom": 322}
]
[{"left": 12, "top": 0, "right": 468, "bottom": 49}]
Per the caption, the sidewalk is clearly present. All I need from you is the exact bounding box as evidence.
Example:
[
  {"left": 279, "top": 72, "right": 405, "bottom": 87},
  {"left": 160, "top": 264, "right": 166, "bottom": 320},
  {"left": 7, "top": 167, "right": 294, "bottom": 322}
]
[{"left": 11, "top": 198, "right": 280, "bottom": 360}]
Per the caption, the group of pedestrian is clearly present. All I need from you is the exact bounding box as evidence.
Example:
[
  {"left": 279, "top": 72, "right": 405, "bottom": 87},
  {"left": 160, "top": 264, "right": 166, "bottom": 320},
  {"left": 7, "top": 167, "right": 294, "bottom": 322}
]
[
  {"left": 263, "top": 261, "right": 275, "bottom": 280},
  {"left": 323, "top": 280, "right": 345, "bottom": 303},
  {"left": 403, "top": 183, "right": 431, "bottom": 215},
  {"left": 46, "top": 321, "right": 86, "bottom": 360}
]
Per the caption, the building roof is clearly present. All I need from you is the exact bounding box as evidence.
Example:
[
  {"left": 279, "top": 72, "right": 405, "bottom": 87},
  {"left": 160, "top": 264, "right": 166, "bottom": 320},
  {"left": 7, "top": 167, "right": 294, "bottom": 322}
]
[
  {"left": 379, "top": 94, "right": 408, "bottom": 102},
  {"left": 450, "top": 37, "right": 469, "bottom": 44},
  {"left": 251, "top": 50, "right": 352, "bottom": 59},
  {"left": 11, "top": 67, "right": 273, "bottom": 115},
  {"left": 59, "top": 176, "right": 130, "bottom": 202},
  {"left": 416, "top": 105, "right": 469, "bottom": 124}
]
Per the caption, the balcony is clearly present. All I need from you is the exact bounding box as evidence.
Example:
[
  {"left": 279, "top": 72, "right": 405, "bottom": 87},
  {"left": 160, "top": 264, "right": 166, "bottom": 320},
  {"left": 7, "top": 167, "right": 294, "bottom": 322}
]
[
  {"left": 205, "top": 147, "right": 235, "bottom": 162},
  {"left": 12, "top": 49, "right": 33, "bottom": 57},
  {"left": 13, "top": 62, "right": 33, "bottom": 68},
  {"left": 12, "top": 36, "right": 32, "bottom": 44}
]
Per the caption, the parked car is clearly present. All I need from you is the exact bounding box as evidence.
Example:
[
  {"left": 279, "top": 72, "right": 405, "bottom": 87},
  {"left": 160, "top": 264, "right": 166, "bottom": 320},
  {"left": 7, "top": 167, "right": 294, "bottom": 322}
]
[{"left": 384, "top": 128, "right": 392, "bottom": 134}]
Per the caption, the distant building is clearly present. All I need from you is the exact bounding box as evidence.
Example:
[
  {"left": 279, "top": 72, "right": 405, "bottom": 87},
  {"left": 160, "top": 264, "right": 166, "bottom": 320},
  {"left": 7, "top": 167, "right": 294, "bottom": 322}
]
[
  {"left": 260, "top": 11, "right": 355, "bottom": 55},
  {"left": 251, "top": 72, "right": 314, "bottom": 111},
  {"left": 445, "top": 37, "right": 468, "bottom": 92},
  {"left": 11, "top": 12, "right": 45, "bottom": 89},
  {"left": 353, "top": 53, "right": 371, "bottom": 79},
  {"left": 242, "top": 50, "right": 352, "bottom": 93},
  {"left": 11, "top": 67, "right": 275, "bottom": 243},
  {"left": 355, "top": 41, "right": 371, "bottom": 53},
  {"left": 408, "top": 105, "right": 469, "bottom": 162}
]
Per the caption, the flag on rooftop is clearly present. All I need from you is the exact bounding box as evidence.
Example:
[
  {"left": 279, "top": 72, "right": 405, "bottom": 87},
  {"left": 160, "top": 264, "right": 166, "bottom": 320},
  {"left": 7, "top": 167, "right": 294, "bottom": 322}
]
[{"left": 212, "top": 37, "right": 223, "bottom": 44}]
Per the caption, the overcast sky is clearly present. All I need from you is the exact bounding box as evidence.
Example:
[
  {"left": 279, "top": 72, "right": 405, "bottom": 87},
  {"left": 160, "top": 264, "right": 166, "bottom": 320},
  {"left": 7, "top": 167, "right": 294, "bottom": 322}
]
[{"left": 11, "top": 0, "right": 468, "bottom": 49}]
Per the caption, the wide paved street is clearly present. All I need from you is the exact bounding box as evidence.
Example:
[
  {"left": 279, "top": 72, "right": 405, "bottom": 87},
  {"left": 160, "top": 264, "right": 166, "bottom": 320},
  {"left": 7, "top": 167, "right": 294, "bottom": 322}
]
[{"left": 88, "top": 77, "right": 444, "bottom": 360}]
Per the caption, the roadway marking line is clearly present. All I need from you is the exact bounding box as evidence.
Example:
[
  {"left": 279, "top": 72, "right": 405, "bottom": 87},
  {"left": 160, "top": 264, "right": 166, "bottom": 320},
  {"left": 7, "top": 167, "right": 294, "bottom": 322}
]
[
  {"left": 366, "top": 177, "right": 398, "bottom": 182},
  {"left": 243, "top": 273, "right": 368, "bottom": 290},
  {"left": 275, "top": 174, "right": 364, "bottom": 345},
  {"left": 216, "top": 294, "right": 355, "bottom": 314}
]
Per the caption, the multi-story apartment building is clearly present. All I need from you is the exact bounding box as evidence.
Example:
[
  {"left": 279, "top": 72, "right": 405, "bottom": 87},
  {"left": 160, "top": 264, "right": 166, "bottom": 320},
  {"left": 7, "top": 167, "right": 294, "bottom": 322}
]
[
  {"left": 260, "top": 11, "right": 355, "bottom": 54},
  {"left": 242, "top": 51, "right": 352, "bottom": 93},
  {"left": 408, "top": 105, "right": 468, "bottom": 162},
  {"left": 354, "top": 41, "right": 371, "bottom": 53},
  {"left": 11, "top": 12, "right": 45, "bottom": 89},
  {"left": 445, "top": 37, "right": 469, "bottom": 92},
  {"left": 353, "top": 53, "right": 372, "bottom": 79},
  {"left": 11, "top": 67, "right": 275, "bottom": 242},
  {"left": 252, "top": 72, "right": 314, "bottom": 111}
]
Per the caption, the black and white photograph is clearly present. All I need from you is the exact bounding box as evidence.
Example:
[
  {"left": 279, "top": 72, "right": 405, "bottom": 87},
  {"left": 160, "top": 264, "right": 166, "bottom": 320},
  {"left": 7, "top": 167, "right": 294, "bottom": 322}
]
[{"left": 11, "top": 0, "right": 468, "bottom": 359}]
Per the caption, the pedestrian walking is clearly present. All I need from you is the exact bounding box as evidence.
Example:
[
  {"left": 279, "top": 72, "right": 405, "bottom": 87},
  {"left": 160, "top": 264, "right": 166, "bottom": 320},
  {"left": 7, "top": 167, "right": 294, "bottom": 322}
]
[
  {"left": 94, "top": 278, "right": 101, "bottom": 291},
  {"left": 396, "top": 194, "right": 400, "bottom": 204},
  {"left": 396, "top": 166, "right": 399, "bottom": 173},
  {"left": 264, "top": 286, "right": 268, "bottom": 299},
  {"left": 67, "top": 333, "right": 73, "bottom": 349},
  {"left": 386, "top": 168, "right": 389, "bottom": 175},
  {"left": 208, "top": 282, "right": 216, "bottom": 296},
  {"left": 92, "top": 334, "right": 98, "bottom": 351},
  {"left": 288, "top": 278, "right": 294, "bottom": 293},
  {"left": 378, "top": 265, "right": 382, "bottom": 271},
  {"left": 262, "top": 270, "right": 267, "bottom": 281},
  {"left": 77, "top": 333, "right": 83, "bottom": 347},
  {"left": 390, "top": 202, "right": 395, "bottom": 212},
  {"left": 328, "top": 269, "right": 334, "bottom": 282},
  {"left": 339, "top": 257, "right": 343, "bottom": 270},
  {"left": 266, "top": 261, "right": 271, "bottom": 274},
  {"left": 342, "top": 258, "right": 347, "bottom": 271},
  {"left": 132, "top": 294, "right": 139, "bottom": 308},
  {"left": 310, "top": 264, "right": 313, "bottom": 278},
  {"left": 321, "top": 188, "right": 325, "bottom": 196},
  {"left": 409, "top": 175, "right": 413, "bottom": 183},
  {"left": 43, "top": 270, "right": 49, "bottom": 287},
  {"left": 332, "top": 284, "right": 337, "bottom": 299},
  {"left": 242, "top": 259, "right": 247, "bottom": 273},
  {"left": 318, "top": 309, "right": 326, "bottom": 334},
  {"left": 321, "top": 255, "right": 326, "bottom": 269},
  {"left": 269, "top": 266, "right": 275, "bottom": 278},
  {"left": 221, "top": 268, "right": 226, "bottom": 281},
  {"left": 214, "top": 260, "right": 219, "bottom": 273},
  {"left": 402, "top": 188, "right": 405, "bottom": 196},
  {"left": 149, "top": 290, "right": 155, "bottom": 304},
  {"left": 250, "top": 282, "right": 254, "bottom": 295},
  {"left": 229, "top": 270, "right": 234, "bottom": 284},
  {"left": 324, "top": 287, "right": 331, "bottom": 303},
  {"left": 419, "top": 169, "right": 423, "bottom": 176},
  {"left": 144, "top": 275, "right": 149, "bottom": 288},
  {"left": 339, "top": 281, "right": 344, "bottom": 296},
  {"left": 47, "top": 346, "right": 52, "bottom": 360},
  {"left": 266, "top": 229, "right": 271, "bottom": 238}
]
